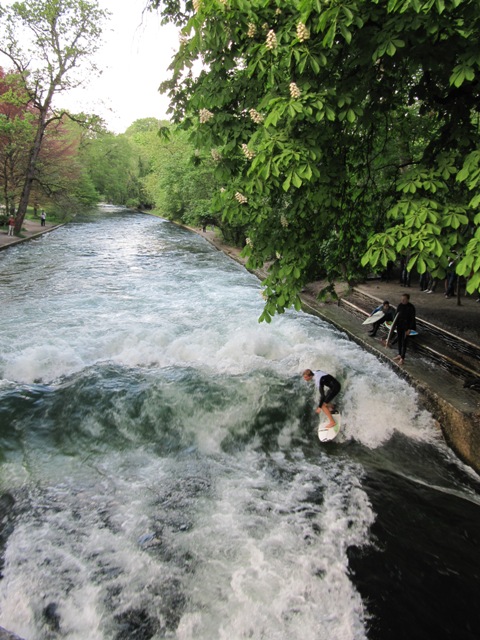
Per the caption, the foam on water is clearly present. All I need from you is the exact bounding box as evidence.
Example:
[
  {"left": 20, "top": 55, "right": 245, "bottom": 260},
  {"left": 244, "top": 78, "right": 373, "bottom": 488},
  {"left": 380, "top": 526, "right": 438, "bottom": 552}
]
[
  {"left": 0, "top": 211, "right": 468, "bottom": 639},
  {"left": 0, "top": 447, "right": 373, "bottom": 640},
  {"left": 0, "top": 223, "right": 439, "bottom": 456}
]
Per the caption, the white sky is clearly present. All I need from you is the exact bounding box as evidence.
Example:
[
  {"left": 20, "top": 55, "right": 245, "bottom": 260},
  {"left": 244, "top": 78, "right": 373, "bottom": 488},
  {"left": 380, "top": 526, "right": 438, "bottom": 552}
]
[
  {"left": 66, "top": 0, "right": 180, "bottom": 133},
  {"left": 1, "top": 0, "right": 180, "bottom": 134}
]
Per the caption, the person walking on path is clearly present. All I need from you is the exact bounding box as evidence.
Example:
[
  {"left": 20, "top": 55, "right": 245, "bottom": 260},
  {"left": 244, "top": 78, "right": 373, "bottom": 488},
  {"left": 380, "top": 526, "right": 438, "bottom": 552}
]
[
  {"left": 7, "top": 215, "right": 15, "bottom": 236},
  {"left": 302, "top": 369, "right": 341, "bottom": 429},
  {"left": 392, "top": 293, "right": 416, "bottom": 365},
  {"left": 41, "top": 211, "right": 46, "bottom": 227}
]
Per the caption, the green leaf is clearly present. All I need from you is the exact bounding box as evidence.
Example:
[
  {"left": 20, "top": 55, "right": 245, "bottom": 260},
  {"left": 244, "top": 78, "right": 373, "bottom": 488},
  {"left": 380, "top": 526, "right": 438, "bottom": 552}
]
[
  {"left": 310, "top": 56, "right": 320, "bottom": 74},
  {"left": 407, "top": 254, "right": 418, "bottom": 272},
  {"left": 466, "top": 272, "right": 480, "bottom": 294},
  {"left": 346, "top": 108, "right": 356, "bottom": 123},
  {"left": 282, "top": 172, "right": 292, "bottom": 191},
  {"left": 325, "top": 106, "right": 335, "bottom": 120},
  {"left": 259, "top": 310, "right": 272, "bottom": 324},
  {"left": 386, "top": 41, "right": 397, "bottom": 56},
  {"left": 323, "top": 21, "right": 337, "bottom": 48},
  {"left": 339, "top": 23, "right": 352, "bottom": 44},
  {"left": 292, "top": 172, "right": 303, "bottom": 188}
]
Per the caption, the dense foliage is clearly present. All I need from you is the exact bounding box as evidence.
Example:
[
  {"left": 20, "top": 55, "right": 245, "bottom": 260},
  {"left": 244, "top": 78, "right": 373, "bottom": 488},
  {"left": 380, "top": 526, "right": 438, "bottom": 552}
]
[
  {"left": 127, "top": 119, "right": 246, "bottom": 242},
  {"left": 0, "top": 68, "right": 101, "bottom": 218},
  {"left": 150, "top": 0, "right": 480, "bottom": 320}
]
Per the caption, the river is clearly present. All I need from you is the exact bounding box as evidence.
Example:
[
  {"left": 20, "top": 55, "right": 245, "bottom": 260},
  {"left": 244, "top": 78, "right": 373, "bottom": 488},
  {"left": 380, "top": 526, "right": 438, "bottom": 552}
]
[{"left": 0, "top": 210, "right": 478, "bottom": 640}]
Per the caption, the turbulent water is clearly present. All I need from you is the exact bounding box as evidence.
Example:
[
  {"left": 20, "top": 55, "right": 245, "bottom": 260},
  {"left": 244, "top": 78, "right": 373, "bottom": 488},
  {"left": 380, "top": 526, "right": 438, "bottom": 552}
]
[{"left": 0, "top": 210, "right": 478, "bottom": 640}]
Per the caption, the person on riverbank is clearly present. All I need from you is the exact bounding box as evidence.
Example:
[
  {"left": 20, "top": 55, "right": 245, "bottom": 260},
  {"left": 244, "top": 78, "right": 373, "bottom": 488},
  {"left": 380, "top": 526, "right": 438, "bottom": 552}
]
[
  {"left": 41, "top": 210, "right": 46, "bottom": 226},
  {"left": 392, "top": 293, "right": 416, "bottom": 365},
  {"left": 302, "top": 368, "right": 341, "bottom": 429},
  {"left": 7, "top": 215, "right": 15, "bottom": 236},
  {"left": 445, "top": 258, "right": 456, "bottom": 298},
  {"left": 400, "top": 256, "right": 411, "bottom": 287},
  {"left": 368, "top": 300, "right": 395, "bottom": 337}
]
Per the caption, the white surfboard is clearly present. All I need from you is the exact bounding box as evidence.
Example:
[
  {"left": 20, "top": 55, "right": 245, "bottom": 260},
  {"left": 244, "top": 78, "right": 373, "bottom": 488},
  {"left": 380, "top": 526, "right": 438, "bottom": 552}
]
[
  {"left": 386, "top": 313, "right": 398, "bottom": 345},
  {"left": 362, "top": 310, "right": 385, "bottom": 325},
  {"left": 317, "top": 413, "right": 342, "bottom": 442}
]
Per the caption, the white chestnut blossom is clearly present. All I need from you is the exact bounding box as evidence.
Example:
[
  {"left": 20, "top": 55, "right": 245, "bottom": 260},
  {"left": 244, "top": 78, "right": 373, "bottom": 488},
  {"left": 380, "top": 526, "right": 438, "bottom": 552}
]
[
  {"left": 266, "top": 29, "right": 277, "bottom": 50},
  {"left": 235, "top": 192, "right": 248, "bottom": 204},
  {"left": 241, "top": 143, "right": 255, "bottom": 160},
  {"left": 247, "top": 22, "right": 256, "bottom": 37},
  {"left": 249, "top": 108, "right": 264, "bottom": 124},
  {"left": 296, "top": 22, "right": 310, "bottom": 42},
  {"left": 199, "top": 108, "right": 214, "bottom": 123},
  {"left": 289, "top": 82, "right": 301, "bottom": 99}
]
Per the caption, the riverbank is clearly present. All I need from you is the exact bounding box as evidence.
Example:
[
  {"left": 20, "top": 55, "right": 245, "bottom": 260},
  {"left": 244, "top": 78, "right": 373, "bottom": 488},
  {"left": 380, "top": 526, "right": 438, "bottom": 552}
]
[
  {"left": 0, "top": 219, "right": 63, "bottom": 250},
  {"left": 194, "top": 227, "right": 480, "bottom": 475}
]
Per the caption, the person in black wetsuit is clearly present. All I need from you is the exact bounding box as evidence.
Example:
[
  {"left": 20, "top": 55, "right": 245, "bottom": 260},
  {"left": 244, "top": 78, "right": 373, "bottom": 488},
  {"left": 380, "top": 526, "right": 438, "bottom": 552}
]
[
  {"left": 391, "top": 293, "right": 416, "bottom": 365},
  {"left": 368, "top": 300, "right": 395, "bottom": 337},
  {"left": 302, "top": 369, "right": 341, "bottom": 429}
]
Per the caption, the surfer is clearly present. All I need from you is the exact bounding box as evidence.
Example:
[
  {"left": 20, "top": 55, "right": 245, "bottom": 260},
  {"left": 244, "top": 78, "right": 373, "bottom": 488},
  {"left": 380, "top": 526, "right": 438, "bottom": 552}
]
[
  {"left": 368, "top": 300, "right": 395, "bottom": 337},
  {"left": 391, "top": 293, "right": 416, "bottom": 365},
  {"left": 302, "top": 369, "right": 341, "bottom": 429}
]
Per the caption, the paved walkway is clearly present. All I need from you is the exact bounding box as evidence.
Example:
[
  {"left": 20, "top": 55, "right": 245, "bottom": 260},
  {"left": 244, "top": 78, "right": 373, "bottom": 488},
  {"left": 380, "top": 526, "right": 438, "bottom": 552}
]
[{"left": 0, "top": 219, "right": 61, "bottom": 250}]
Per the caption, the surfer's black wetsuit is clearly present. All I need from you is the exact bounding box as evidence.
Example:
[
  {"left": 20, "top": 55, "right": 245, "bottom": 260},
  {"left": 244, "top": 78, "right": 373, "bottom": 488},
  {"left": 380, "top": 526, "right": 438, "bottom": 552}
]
[
  {"left": 395, "top": 301, "right": 416, "bottom": 360},
  {"left": 313, "top": 370, "right": 341, "bottom": 408},
  {"left": 369, "top": 303, "right": 395, "bottom": 337}
]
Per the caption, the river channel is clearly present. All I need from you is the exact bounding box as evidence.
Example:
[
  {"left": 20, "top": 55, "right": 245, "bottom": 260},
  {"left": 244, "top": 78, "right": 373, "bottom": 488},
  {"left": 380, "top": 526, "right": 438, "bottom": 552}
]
[{"left": 0, "top": 210, "right": 479, "bottom": 640}]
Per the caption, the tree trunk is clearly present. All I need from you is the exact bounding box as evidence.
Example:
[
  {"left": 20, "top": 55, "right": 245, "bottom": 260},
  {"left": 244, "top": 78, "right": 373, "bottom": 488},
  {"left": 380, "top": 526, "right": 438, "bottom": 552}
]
[{"left": 14, "top": 110, "right": 48, "bottom": 234}]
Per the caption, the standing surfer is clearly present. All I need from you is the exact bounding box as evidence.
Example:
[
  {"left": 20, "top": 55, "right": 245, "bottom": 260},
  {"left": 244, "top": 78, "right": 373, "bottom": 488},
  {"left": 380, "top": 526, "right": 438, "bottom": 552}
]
[
  {"left": 390, "top": 293, "right": 416, "bottom": 365},
  {"left": 302, "top": 369, "right": 341, "bottom": 429}
]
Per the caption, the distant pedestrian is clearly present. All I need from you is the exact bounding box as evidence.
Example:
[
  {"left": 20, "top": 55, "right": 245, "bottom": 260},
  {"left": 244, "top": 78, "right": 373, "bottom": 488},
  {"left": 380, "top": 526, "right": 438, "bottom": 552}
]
[
  {"left": 381, "top": 260, "right": 394, "bottom": 282},
  {"left": 419, "top": 271, "right": 429, "bottom": 291},
  {"left": 7, "top": 215, "right": 15, "bottom": 236},
  {"left": 41, "top": 211, "right": 46, "bottom": 226},
  {"left": 400, "top": 257, "right": 411, "bottom": 287},
  {"left": 425, "top": 273, "right": 437, "bottom": 293}
]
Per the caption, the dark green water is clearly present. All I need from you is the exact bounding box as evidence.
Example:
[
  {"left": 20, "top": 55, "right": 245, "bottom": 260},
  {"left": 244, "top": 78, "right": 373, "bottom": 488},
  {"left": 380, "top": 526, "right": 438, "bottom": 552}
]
[{"left": 0, "top": 210, "right": 478, "bottom": 639}]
